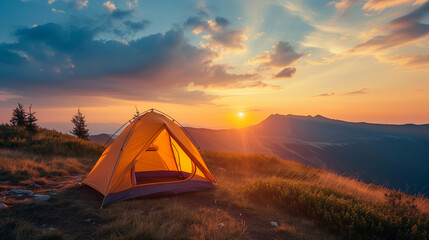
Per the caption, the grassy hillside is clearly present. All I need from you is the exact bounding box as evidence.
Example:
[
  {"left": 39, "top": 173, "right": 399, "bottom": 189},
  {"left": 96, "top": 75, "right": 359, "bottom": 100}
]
[{"left": 0, "top": 125, "right": 428, "bottom": 239}]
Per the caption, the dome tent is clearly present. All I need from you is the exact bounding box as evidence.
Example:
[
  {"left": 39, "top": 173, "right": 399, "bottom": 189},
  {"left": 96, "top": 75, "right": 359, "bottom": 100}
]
[{"left": 82, "top": 109, "right": 216, "bottom": 206}]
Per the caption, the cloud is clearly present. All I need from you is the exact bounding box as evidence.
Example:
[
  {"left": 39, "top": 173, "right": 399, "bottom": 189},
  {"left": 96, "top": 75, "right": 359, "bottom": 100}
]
[
  {"left": 103, "top": 1, "right": 116, "bottom": 12},
  {"left": 328, "top": 0, "right": 360, "bottom": 12},
  {"left": 52, "top": 8, "right": 66, "bottom": 14},
  {"left": 103, "top": 1, "right": 133, "bottom": 19},
  {"left": 274, "top": 67, "right": 296, "bottom": 78},
  {"left": 71, "top": 0, "right": 88, "bottom": 10},
  {"left": 328, "top": 0, "right": 427, "bottom": 12},
  {"left": 126, "top": 0, "right": 138, "bottom": 9},
  {"left": 184, "top": 16, "right": 247, "bottom": 52},
  {"left": 48, "top": 0, "right": 57, "bottom": 4},
  {"left": 363, "top": 0, "right": 427, "bottom": 12},
  {"left": 315, "top": 92, "right": 335, "bottom": 97},
  {"left": 214, "top": 17, "right": 230, "bottom": 27},
  {"left": 376, "top": 53, "right": 429, "bottom": 67},
  {"left": 123, "top": 20, "right": 150, "bottom": 32},
  {"left": 343, "top": 88, "right": 368, "bottom": 95},
  {"left": 203, "top": 28, "right": 247, "bottom": 51},
  {"left": 0, "top": 23, "right": 260, "bottom": 105},
  {"left": 405, "top": 53, "right": 429, "bottom": 66},
  {"left": 314, "top": 88, "right": 368, "bottom": 97},
  {"left": 352, "top": 2, "right": 429, "bottom": 51},
  {"left": 0, "top": 91, "right": 22, "bottom": 101},
  {"left": 249, "top": 41, "right": 304, "bottom": 68}
]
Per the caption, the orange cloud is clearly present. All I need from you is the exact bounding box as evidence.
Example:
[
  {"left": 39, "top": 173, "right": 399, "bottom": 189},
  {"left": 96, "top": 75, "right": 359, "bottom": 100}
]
[
  {"left": 363, "top": 0, "right": 427, "bottom": 12},
  {"left": 353, "top": 2, "right": 429, "bottom": 51}
]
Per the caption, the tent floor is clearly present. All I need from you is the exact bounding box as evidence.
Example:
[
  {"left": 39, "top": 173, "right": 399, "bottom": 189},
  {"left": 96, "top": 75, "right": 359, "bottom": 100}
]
[{"left": 135, "top": 171, "right": 188, "bottom": 185}]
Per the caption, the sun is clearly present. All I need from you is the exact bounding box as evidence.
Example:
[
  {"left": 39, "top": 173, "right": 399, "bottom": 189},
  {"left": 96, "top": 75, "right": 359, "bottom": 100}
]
[{"left": 238, "top": 112, "right": 244, "bottom": 118}]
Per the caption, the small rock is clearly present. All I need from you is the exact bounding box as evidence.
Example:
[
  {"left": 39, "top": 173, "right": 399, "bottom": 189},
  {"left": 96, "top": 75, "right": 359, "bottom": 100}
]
[
  {"left": 48, "top": 228, "right": 56, "bottom": 231},
  {"left": 15, "top": 194, "right": 25, "bottom": 200},
  {"left": 270, "top": 221, "right": 279, "bottom": 227},
  {"left": 9, "top": 189, "right": 34, "bottom": 197},
  {"left": 140, "top": 210, "right": 144, "bottom": 214},
  {"left": 29, "top": 182, "right": 37, "bottom": 188},
  {"left": 218, "top": 223, "right": 224, "bottom": 229},
  {"left": 42, "top": 224, "right": 47, "bottom": 228},
  {"left": 49, "top": 192, "right": 57, "bottom": 196},
  {"left": 0, "top": 203, "right": 8, "bottom": 210},
  {"left": 34, "top": 194, "right": 50, "bottom": 201},
  {"left": 85, "top": 218, "right": 92, "bottom": 222}
]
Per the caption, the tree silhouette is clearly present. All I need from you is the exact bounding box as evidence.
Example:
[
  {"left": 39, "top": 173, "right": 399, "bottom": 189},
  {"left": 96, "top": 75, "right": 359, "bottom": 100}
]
[
  {"left": 26, "top": 105, "right": 38, "bottom": 133},
  {"left": 70, "top": 109, "right": 89, "bottom": 140},
  {"left": 10, "top": 103, "right": 27, "bottom": 127}
]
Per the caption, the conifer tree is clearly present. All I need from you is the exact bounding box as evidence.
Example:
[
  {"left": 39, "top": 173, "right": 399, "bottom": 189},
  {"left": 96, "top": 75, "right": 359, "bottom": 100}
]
[
  {"left": 70, "top": 108, "right": 89, "bottom": 140},
  {"left": 10, "top": 103, "right": 27, "bottom": 126},
  {"left": 26, "top": 105, "right": 38, "bottom": 133}
]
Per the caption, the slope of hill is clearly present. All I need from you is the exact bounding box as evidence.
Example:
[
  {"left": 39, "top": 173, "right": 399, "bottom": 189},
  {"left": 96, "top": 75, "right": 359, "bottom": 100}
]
[
  {"left": 1, "top": 125, "right": 428, "bottom": 239},
  {"left": 185, "top": 114, "right": 429, "bottom": 195},
  {"left": 89, "top": 133, "right": 116, "bottom": 145}
]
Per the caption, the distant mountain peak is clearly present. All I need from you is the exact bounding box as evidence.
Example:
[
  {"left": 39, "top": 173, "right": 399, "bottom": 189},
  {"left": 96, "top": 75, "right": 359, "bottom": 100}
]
[{"left": 266, "top": 113, "right": 330, "bottom": 121}]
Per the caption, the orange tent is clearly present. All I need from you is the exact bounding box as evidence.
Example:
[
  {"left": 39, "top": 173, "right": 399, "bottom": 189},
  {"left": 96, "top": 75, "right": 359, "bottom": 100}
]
[{"left": 82, "top": 110, "right": 216, "bottom": 206}]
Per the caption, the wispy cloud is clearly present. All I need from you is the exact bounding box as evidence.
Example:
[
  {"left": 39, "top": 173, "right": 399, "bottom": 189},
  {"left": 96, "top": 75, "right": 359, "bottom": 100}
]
[
  {"left": 0, "top": 91, "right": 22, "bottom": 101},
  {"left": 314, "top": 88, "right": 368, "bottom": 97},
  {"left": 352, "top": 2, "right": 429, "bottom": 52},
  {"left": 51, "top": 8, "right": 66, "bottom": 14},
  {"left": 363, "top": 0, "right": 427, "bottom": 12}
]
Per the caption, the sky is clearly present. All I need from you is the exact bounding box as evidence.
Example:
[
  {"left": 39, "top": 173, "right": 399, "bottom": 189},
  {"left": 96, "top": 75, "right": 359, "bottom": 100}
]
[{"left": 0, "top": 0, "right": 428, "bottom": 134}]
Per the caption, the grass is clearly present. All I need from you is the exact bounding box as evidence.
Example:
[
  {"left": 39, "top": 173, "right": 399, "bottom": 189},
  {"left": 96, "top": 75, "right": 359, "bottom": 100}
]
[
  {"left": 0, "top": 125, "right": 103, "bottom": 183},
  {"left": 0, "top": 150, "right": 85, "bottom": 182},
  {"left": 0, "top": 218, "right": 65, "bottom": 240},
  {"left": 0, "top": 124, "right": 104, "bottom": 159},
  {"left": 201, "top": 150, "right": 429, "bottom": 240},
  {"left": 0, "top": 126, "right": 428, "bottom": 239},
  {"left": 98, "top": 199, "right": 246, "bottom": 240}
]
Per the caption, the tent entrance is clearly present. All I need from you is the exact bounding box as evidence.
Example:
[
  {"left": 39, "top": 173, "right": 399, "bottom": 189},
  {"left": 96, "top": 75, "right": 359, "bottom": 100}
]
[{"left": 131, "top": 129, "right": 196, "bottom": 186}]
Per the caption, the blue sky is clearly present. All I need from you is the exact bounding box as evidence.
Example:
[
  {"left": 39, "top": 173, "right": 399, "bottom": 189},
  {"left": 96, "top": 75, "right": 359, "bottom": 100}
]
[{"left": 0, "top": 0, "right": 428, "bottom": 133}]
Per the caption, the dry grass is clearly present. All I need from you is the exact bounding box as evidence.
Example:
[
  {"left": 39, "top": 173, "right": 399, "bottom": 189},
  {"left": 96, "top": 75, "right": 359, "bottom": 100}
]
[
  {"left": 0, "top": 149, "right": 85, "bottom": 182},
  {"left": 98, "top": 198, "right": 246, "bottom": 240},
  {"left": 202, "top": 150, "right": 429, "bottom": 214}
]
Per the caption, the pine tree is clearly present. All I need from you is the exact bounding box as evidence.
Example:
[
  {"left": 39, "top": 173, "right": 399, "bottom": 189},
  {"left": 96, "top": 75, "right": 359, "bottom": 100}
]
[
  {"left": 10, "top": 103, "right": 27, "bottom": 127},
  {"left": 70, "top": 109, "right": 89, "bottom": 140},
  {"left": 26, "top": 105, "right": 38, "bottom": 133}
]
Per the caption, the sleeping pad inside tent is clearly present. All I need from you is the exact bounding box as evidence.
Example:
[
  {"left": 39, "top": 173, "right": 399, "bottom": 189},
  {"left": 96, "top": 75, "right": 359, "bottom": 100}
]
[{"left": 82, "top": 110, "right": 216, "bottom": 206}]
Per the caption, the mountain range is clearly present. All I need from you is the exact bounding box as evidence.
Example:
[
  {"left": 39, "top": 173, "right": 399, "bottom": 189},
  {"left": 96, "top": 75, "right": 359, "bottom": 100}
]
[{"left": 91, "top": 114, "right": 429, "bottom": 195}]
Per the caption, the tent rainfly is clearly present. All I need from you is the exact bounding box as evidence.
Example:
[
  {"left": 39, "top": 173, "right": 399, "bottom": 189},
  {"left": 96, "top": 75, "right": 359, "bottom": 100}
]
[{"left": 82, "top": 110, "right": 216, "bottom": 206}]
